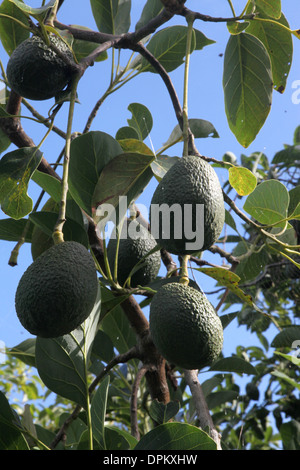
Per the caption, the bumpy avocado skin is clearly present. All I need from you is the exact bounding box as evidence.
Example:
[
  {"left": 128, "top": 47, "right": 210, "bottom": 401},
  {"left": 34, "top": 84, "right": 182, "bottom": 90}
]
[
  {"left": 149, "top": 282, "right": 223, "bottom": 370},
  {"left": 107, "top": 219, "right": 161, "bottom": 288},
  {"left": 150, "top": 156, "right": 225, "bottom": 255},
  {"left": 7, "top": 35, "right": 73, "bottom": 100},
  {"left": 15, "top": 241, "right": 98, "bottom": 338}
]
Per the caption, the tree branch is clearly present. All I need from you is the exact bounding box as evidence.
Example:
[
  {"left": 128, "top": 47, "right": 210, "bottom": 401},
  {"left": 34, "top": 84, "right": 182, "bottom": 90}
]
[{"left": 184, "top": 369, "right": 222, "bottom": 449}]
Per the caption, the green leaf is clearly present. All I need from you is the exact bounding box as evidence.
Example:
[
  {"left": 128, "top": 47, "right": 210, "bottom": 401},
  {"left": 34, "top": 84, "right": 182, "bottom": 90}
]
[
  {"left": 71, "top": 28, "right": 108, "bottom": 62},
  {"left": 8, "top": 0, "right": 58, "bottom": 18},
  {"left": 163, "top": 119, "right": 219, "bottom": 149},
  {"left": 0, "top": 217, "right": 33, "bottom": 241},
  {"left": 29, "top": 211, "right": 88, "bottom": 248},
  {"left": 35, "top": 288, "right": 101, "bottom": 409},
  {"left": 280, "top": 421, "right": 300, "bottom": 450},
  {"left": 151, "top": 155, "right": 180, "bottom": 181},
  {"left": 196, "top": 267, "right": 254, "bottom": 306},
  {"left": 227, "top": 21, "right": 250, "bottom": 35},
  {"left": 275, "top": 351, "right": 300, "bottom": 368},
  {"left": 232, "top": 241, "right": 270, "bottom": 282},
  {"left": 293, "top": 126, "right": 300, "bottom": 145},
  {"left": 135, "top": 0, "right": 163, "bottom": 31},
  {"left": 116, "top": 126, "right": 139, "bottom": 141},
  {"left": 223, "top": 33, "right": 273, "bottom": 147},
  {"left": 134, "top": 422, "right": 217, "bottom": 450},
  {"left": 9, "top": 338, "right": 36, "bottom": 367},
  {"left": 100, "top": 287, "right": 136, "bottom": 354},
  {"left": 90, "top": 0, "right": 131, "bottom": 35},
  {"left": 91, "top": 375, "right": 110, "bottom": 449},
  {"left": 0, "top": 0, "right": 29, "bottom": 55},
  {"left": 127, "top": 102, "right": 153, "bottom": 141},
  {"left": 209, "top": 356, "right": 257, "bottom": 375},
  {"left": 0, "top": 391, "right": 29, "bottom": 450},
  {"left": 271, "top": 326, "right": 300, "bottom": 348},
  {"left": 243, "top": 179, "right": 289, "bottom": 226},
  {"left": 206, "top": 390, "right": 239, "bottom": 409},
  {"left": 105, "top": 426, "right": 138, "bottom": 450},
  {"left": 272, "top": 145, "right": 300, "bottom": 165},
  {"left": 254, "top": 0, "right": 281, "bottom": 19},
  {"left": 288, "top": 186, "right": 300, "bottom": 217},
  {"left": 69, "top": 131, "right": 123, "bottom": 216},
  {"left": 149, "top": 399, "right": 180, "bottom": 425},
  {"left": 91, "top": 329, "right": 114, "bottom": 363},
  {"left": 92, "top": 152, "right": 154, "bottom": 225},
  {"left": 0, "top": 147, "right": 43, "bottom": 219},
  {"left": 228, "top": 166, "right": 257, "bottom": 196},
  {"left": 246, "top": 9, "right": 292, "bottom": 92},
  {"left": 136, "top": 26, "right": 213, "bottom": 74},
  {"left": 272, "top": 370, "right": 300, "bottom": 391}
]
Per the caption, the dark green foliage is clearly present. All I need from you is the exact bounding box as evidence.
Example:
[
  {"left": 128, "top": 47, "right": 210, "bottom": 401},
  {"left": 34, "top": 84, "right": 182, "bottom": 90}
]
[
  {"left": 149, "top": 282, "right": 223, "bottom": 369},
  {"left": 7, "top": 35, "right": 74, "bottom": 100},
  {"left": 31, "top": 198, "right": 59, "bottom": 260},
  {"left": 107, "top": 218, "right": 161, "bottom": 288},
  {"left": 15, "top": 241, "right": 98, "bottom": 338},
  {"left": 150, "top": 156, "right": 225, "bottom": 255}
]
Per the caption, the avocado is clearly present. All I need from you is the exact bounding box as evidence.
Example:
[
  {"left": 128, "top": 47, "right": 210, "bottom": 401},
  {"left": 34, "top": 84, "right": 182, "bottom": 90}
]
[
  {"left": 15, "top": 241, "right": 98, "bottom": 338},
  {"left": 107, "top": 218, "right": 161, "bottom": 288},
  {"left": 7, "top": 34, "right": 74, "bottom": 100},
  {"left": 149, "top": 155, "right": 225, "bottom": 255},
  {"left": 149, "top": 282, "right": 223, "bottom": 370}
]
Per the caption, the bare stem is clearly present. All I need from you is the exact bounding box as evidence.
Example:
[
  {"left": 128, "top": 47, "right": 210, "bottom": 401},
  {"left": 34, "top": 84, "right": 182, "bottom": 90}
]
[{"left": 52, "top": 74, "right": 81, "bottom": 244}]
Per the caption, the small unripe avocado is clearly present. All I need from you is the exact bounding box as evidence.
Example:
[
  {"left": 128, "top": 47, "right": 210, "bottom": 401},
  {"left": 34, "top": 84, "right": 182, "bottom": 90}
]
[
  {"left": 149, "top": 155, "right": 225, "bottom": 255},
  {"left": 107, "top": 218, "right": 161, "bottom": 288},
  {"left": 7, "top": 35, "right": 74, "bottom": 100},
  {"left": 15, "top": 241, "right": 98, "bottom": 338},
  {"left": 149, "top": 282, "right": 223, "bottom": 370}
]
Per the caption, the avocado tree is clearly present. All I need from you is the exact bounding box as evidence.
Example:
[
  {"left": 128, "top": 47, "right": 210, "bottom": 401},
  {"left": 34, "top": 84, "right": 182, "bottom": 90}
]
[{"left": 0, "top": 0, "right": 299, "bottom": 451}]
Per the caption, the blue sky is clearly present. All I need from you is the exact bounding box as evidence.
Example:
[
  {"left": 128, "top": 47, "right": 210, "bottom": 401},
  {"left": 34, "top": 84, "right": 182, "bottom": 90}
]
[{"left": 0, "top": 0, "right": 299, "bottom": 383}]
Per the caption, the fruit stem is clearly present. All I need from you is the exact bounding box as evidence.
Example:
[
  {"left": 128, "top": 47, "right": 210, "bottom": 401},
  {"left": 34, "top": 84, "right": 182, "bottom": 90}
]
[
  {"left": 182, "top": 13, "right": 195, "bottom": 157},
  {"left": 180, "top": 254, "right": 190, "bottom": 285},
  {"left": 52, "top": 74, "right": 81, "bottom": 245}
]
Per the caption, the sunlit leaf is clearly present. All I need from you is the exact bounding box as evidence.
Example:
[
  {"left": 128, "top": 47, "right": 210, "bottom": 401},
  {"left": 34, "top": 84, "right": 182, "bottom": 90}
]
[
  {"left": 254, "top": 0, "right": 281, "bottom": 19},
  {"left": 196, "top": 267, "right": 253, "bottom": 306},
  {"left": 0, "top": 147, "right": 43, "bottom": 219},
  {"left": 243, "top": 179, "right": 289, "bottom": 226},
  {"left": 228, "top": 166, "right": 257, "bottom": 196}
]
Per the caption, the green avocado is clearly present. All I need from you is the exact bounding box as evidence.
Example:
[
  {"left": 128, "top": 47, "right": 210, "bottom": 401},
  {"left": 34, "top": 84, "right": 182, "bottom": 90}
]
[
  {"left": 149, "top": 155, "right": 225, "bottom": 255},
  {"left": 149, "top": 282, "right": 223, "bottom": 370},
  {"left": 7, "top": 34, "right": 74, "bottom": 100},
  {"left": 15, "top": 241, "right": 98, "bottom": 338},
  {"left": 107, "top": 218, "right": 161, "bottom": 288}
]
